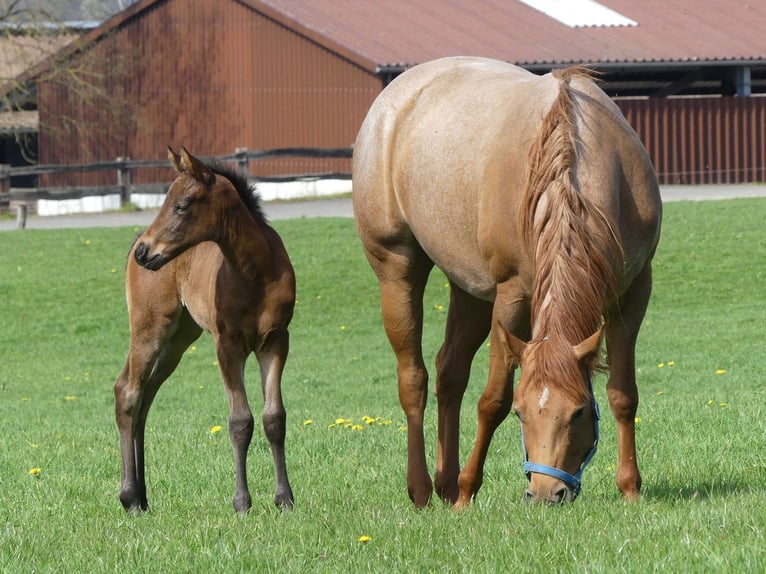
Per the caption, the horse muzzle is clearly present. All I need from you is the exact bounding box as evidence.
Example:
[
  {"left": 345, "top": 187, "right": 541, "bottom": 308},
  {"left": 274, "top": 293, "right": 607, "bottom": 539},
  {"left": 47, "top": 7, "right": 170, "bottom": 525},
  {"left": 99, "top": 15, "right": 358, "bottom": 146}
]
[
  {"left": 523, "top": 482, "right": 577, "bottom": 505},
  {"left": 134, "top": 241, "right": 167, "bottom": 271}
]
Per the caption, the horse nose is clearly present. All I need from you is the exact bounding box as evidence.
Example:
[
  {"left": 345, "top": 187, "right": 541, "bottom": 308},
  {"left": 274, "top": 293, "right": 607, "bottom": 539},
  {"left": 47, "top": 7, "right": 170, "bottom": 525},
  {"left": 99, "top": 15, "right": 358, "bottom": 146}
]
[
  {"left": 134, "top": 242, "right": 148, "bottom": 265},
  {"left": 523, "top": 485, "right": 574, "bottom": 504}
]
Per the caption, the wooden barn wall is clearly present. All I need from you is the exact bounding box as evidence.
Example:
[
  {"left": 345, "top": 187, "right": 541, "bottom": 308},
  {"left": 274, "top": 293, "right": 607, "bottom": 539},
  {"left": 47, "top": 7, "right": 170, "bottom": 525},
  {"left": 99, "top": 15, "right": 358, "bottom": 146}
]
[
  {"left": 617, "top": 96, "right": 766, "bottom": 185},
  {"left": 37, "top": 0, "right": 381, "bottom": 186}
]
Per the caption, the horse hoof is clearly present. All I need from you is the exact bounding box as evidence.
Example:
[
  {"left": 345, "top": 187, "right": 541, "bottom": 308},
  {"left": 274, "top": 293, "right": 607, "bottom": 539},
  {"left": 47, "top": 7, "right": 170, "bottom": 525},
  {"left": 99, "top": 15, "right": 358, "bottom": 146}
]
[{"left": 274, "top": 492, "right": 294, "bottom": 511}]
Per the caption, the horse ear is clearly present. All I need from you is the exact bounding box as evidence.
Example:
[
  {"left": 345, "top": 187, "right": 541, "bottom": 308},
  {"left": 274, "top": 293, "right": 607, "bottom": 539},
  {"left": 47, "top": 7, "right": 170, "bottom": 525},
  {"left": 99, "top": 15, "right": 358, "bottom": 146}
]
[
  {"left": 179, "top": 146, "right": 214, "bottom": 185},
  {"left": 573, "top": 325, "right": 604, "bottom": 364},
  {"left": 496, "top": 322, "right": 526, "bottom": 366},
  {"left": 167, "top": 147, "right": 183, "bottom": 173}
]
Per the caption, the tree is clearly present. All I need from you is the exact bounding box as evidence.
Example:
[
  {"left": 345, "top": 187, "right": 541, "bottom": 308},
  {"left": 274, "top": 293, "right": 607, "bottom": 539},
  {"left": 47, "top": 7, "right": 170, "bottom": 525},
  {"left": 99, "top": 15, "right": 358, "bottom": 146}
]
[{"left": 0, "top": 0, "right": 137, "bottom": 161}]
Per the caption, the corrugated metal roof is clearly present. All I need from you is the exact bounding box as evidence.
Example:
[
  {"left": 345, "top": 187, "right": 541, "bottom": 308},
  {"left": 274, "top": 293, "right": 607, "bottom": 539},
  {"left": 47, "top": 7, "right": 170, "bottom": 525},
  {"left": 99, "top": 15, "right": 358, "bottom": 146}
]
[{"left": 242, "top": 0, "right": 766, "bottom": 70}]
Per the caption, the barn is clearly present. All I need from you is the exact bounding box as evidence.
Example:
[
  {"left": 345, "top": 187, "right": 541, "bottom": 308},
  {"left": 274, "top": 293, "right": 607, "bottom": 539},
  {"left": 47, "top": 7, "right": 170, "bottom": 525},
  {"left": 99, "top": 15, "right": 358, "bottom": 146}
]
[{"left": 31, "top": 0, "right": 766, "bottom": 187}]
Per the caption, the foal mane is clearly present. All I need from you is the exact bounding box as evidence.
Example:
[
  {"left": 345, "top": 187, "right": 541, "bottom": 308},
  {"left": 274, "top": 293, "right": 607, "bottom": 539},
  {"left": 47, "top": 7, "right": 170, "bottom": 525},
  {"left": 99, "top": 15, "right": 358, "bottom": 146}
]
[
  {"left": 519, "top": 67, "right": 623, "bottom": 381},
  {"left": 209, "top": 161, "right": 266, "bottom": 224}
]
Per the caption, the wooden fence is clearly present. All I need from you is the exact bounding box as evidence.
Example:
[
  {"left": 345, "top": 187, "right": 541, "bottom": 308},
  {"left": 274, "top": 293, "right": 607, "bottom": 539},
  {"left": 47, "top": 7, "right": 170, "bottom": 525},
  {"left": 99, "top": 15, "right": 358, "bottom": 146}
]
[{"left": 0, "top": 147, "right": 353, "bottom": 229}]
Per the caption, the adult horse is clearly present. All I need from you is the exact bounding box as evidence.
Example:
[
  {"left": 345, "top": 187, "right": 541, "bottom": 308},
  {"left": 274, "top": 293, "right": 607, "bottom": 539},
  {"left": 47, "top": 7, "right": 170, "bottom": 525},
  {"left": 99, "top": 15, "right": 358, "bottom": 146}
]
[
  {"left": 114, "top": 147, "right": 295, "bottom": 513},
  {"left": 353, "top": 57, "right": 661, "bottom": 506}
]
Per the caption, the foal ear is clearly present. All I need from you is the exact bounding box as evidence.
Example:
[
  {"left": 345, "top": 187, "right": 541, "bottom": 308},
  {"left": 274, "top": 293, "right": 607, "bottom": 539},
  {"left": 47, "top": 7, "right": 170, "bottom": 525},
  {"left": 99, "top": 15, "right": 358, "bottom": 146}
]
[
  {"left": 496, "top": 323, "right": 527, "bottom": 366},
  {"left": 179, "top": 146, "right": 215, "bottom": 185},
  {"left": 573, "top": 325, "right": 604, "bottom": 365},
  {"left": 167, "top": 147, "right": 183, "bottom": 172}
]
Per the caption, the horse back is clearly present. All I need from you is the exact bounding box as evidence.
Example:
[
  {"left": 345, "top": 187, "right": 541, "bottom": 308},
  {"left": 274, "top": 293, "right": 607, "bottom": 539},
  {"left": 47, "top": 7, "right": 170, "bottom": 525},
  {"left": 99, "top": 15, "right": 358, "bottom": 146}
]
[{"left": 353, "top": 57, "right": 660, "bottom": 300}]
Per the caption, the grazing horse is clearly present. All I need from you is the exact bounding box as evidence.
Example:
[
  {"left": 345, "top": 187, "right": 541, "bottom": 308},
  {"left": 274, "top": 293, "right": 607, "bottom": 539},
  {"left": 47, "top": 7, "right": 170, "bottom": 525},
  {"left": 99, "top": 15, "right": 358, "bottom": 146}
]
[
  {"left": 353, "top": 57, "right": 661, "bottom": 506},
  {"left": 114, "top": 147, "right": 295, "bottom": 513}
]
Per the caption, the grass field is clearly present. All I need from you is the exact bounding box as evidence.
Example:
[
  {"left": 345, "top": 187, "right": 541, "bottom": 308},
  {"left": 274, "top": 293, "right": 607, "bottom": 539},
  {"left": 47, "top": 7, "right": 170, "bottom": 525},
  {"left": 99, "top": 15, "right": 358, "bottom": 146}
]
[{"left": 1, "top": 198, "right": 764, "bottom": 572}]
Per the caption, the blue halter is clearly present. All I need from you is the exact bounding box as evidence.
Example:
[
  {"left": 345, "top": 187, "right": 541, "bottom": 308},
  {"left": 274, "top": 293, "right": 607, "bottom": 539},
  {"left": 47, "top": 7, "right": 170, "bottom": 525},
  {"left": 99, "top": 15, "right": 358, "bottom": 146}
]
[{"left": 521, "top": 372, "right": 600, "bottom": 497}]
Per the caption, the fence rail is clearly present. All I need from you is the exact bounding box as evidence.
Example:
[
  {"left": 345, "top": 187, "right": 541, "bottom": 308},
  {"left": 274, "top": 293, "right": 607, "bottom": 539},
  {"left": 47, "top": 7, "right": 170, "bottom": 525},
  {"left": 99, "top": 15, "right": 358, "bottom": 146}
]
[{"left": 0, "top": 147, "right": 353, "bottom": 228}]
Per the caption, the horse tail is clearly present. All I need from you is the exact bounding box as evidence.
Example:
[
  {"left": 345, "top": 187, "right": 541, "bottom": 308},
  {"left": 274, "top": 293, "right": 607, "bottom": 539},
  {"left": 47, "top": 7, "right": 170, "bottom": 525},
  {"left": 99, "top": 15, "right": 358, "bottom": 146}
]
[{"left": 520, "top": 67, "right": 624, "bottom": 341}]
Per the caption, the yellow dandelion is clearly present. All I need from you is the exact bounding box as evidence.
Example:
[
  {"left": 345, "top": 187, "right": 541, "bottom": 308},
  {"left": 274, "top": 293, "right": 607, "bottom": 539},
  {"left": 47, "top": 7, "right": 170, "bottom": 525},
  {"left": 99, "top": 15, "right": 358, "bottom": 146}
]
[
  {"left": 111, "top": 268, "right": 117, "bottom": 274},
  {"left": 656, "top": 390, "right": 664, "bottom": 396},
  {"left": 327, "top": 423, "right": 337, "bottom": 429},
  {"left": 719, "top": 402, "right": 729, "bottom": 408},
  {"left": 209, "top": 425, "right": 223, "bottom": 434},
  {"left": 64, "top": 395, "right": 77, "bottom": 401},
  {"left": 397, "top": 425, "right": 407, "bottom": 432},
  {"left": 434, "top": 304, "right": 444, "bottom": 311},
  {"left": 304, "top": 419, "right": 313, "bottom": 426},
  {"left": 657, "top": 362, "right": 665, "bottom": 368},
  {"left": 84, "top": 239, "right": 91, "bottom": 245},
  {"left": 715, "top": 369, "right": 726, "bottom": 375},
  {"left": 634, "top": 417, "right": 642, "bottom": 423},
  {"left": 335, "top": 418, "right": 349, "bottom": 425},
  {"left": 340, "top": 325, "right": 347, "bottom": 331},
  {"left": 28, "top": 468, "right": 41, "bottom": 476},
  {"left": 358, "top": 535, "right": 372, "bottom": 543},
  {"left": 362, "top": 416, "right": 376, "bottom": 425},
  {"left": 351, "top": 424, "right": 364, "bottom": 431},
  {"left": 667, "top": 361, "right": 675, "bottom": 366}
]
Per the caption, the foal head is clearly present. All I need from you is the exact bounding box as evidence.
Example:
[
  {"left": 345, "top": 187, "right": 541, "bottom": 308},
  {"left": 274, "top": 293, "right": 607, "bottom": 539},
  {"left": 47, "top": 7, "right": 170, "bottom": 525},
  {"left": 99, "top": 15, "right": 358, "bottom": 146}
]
[
  {"left": 134, "top": 147, "right": 256, "bottom": 270},
  {"left": 500, "top": 326, "right": 603, "bottom": 504}
]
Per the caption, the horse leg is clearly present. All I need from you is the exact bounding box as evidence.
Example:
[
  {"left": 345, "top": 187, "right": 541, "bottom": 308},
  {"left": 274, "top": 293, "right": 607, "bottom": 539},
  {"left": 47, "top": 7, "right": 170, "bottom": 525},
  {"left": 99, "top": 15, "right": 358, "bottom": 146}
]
[
  {"left": 456, "top": 286, "right": 529, "bottom": 508},
  {"left": 114, "top": 309, "right": 201, "bottom": 512},
  {"left": 434, "top": 284, "right": 492, "bottom": 504},
  {"left": 216, "top": 336, "right": 255, "bottom": 513},
  {"left": 373, "top": 248, "right": 433, "bottom": 506},
  {"left": 605, "top": 263, "right": 653, "bottom": 501},
  {"left": 256, "top": 329, "right": 294, "bottom": 510}
]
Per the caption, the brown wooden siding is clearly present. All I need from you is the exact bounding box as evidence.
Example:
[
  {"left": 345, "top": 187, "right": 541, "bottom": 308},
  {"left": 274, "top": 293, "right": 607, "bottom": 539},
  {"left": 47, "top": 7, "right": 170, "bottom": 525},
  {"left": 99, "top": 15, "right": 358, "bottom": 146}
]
[
  {"left": 35, "top": 0, "right": 766, "bottom": 188},
  {"left": 617, "top": 96, "right": 766, "bottom": 185},
  {"left": 38, "top": 0, "right": 380, "bottom": 186}
]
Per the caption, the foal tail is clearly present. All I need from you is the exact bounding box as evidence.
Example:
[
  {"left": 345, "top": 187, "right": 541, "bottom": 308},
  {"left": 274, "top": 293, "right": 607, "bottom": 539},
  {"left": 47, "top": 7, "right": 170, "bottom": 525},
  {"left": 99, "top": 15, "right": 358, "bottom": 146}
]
[{"left": 519, "top": 67, "right": 623, "bottom": 342}]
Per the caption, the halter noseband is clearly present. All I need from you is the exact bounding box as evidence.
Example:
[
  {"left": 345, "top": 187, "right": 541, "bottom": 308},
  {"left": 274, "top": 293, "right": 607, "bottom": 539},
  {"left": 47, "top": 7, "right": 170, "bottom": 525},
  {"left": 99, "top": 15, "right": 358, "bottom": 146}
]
[{"left": 520, "top": 372, "right": 600, "bottom": 497}]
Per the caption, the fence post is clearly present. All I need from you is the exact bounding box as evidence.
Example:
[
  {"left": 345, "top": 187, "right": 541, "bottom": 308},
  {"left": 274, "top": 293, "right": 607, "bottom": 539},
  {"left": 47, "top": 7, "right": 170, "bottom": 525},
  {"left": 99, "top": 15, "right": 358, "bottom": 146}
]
[
  {"left": 116, "top": 157, "right": 131, "bottom": 207},
  {"left": 16, "top": 203, "right": 27, "bottom": 229},
  {"left": 0, "top": 164, "right": 9, "bottom": 210},
  {"left": 234, "top": 147, "right": 249, "bottom": 177}
]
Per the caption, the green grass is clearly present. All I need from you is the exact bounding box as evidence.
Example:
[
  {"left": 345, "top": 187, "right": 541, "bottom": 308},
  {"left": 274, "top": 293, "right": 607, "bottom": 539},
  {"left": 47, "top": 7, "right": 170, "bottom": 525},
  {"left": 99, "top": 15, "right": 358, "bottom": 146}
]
[{"left": 1, "top": 199, "right": 765, "bottom": 572}]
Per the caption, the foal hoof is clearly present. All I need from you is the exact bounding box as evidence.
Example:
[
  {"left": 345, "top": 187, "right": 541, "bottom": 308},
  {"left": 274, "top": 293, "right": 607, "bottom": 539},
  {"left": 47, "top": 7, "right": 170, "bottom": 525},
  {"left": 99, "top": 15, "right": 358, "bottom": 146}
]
[
  {"left": 274, "top": 490, "right": 294, "bottom": 511},
  {"left": 232, "top": 493, "right": 252, "bottom": 514}
]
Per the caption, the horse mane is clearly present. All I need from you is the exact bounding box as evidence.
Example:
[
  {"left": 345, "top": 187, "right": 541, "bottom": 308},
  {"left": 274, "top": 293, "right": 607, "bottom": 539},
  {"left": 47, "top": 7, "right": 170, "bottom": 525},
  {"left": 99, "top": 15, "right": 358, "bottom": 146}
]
[
  {"left": 518, "top": 66, "right": 623, "bottom": 385},
  {"left": 209, "top": 161, "right": 266, "bottom": 224}
]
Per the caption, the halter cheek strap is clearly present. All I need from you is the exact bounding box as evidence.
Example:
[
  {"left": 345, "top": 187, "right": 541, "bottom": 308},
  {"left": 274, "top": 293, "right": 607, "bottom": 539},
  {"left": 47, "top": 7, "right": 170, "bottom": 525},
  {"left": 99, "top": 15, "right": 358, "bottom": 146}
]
[{"left": 521, "top": 373, "right": 600, "bottom": 497}]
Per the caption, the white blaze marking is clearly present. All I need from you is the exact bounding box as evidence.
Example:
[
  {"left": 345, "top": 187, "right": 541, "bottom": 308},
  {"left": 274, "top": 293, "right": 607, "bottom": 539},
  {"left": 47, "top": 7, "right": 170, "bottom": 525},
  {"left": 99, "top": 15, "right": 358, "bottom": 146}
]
[{"left": 538, "top": 386, "right": 551, "bottom": 410}]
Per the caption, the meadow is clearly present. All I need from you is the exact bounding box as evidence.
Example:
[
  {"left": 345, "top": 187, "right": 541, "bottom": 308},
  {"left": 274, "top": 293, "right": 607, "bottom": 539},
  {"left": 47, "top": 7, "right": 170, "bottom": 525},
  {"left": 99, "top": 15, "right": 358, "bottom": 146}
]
[{"left": 0, "top": 198, "right": 764, "bottom": 572}]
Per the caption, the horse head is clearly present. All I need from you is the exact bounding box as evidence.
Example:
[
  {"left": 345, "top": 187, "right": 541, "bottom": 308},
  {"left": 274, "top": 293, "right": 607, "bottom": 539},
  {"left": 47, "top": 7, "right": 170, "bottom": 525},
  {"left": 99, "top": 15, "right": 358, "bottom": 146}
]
[
  {"left": 500, "top": 325, "right": 603, "bottom": 504},
  {"left": 134, "top": 147, "right": 230, "bottom": 271}
]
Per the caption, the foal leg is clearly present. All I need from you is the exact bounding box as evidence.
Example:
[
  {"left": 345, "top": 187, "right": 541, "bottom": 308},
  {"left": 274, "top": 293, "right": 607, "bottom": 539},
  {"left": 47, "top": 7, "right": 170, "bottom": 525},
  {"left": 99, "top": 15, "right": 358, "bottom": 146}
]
[
  {"left": 375, "top": 249, "right": 433, "bottom": 507},
  {"left": 216, "top": 336, "right": 256, "bottom": 513},
  {"left": 434, "top": 284, "right": 492, "bottom": 504},
  {"left": 605, "top": 263, "right": 653, "bottom": 501},
  {"left": 256, "top": 329, "right": 294, "bottom": 510},
  {"left": 114, "top": 309, "right": 201, "bottom": 512}
]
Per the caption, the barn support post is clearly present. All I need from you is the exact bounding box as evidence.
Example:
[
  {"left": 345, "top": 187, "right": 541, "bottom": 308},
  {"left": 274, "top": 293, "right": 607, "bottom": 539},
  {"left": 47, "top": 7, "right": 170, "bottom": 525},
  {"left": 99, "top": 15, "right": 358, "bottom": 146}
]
[
  {"left": 235, "top": 147, "right": 249, "bottom": 177},
  {"left": 116, "top": 157, "right": 131, "bottom": 207}
]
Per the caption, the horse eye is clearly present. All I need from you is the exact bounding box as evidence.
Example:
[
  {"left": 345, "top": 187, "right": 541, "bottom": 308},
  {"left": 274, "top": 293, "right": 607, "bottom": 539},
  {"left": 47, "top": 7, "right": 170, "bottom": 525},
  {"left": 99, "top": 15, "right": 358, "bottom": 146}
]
[
  {"left": 173, "top": 203, "right": 189, "bottom": 215},
  {"left": 571, "top": 406, "right": 586, "bottom": 421}
]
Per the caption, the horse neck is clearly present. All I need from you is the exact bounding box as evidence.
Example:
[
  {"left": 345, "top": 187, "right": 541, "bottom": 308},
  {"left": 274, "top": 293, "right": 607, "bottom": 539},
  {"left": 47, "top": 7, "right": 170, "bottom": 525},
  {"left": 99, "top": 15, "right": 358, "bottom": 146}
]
[
  {"left": 528, "top": 185, "right": 616, "bottom": 344},
  {"left": 216, "top": 205, "right": 275, "bottom": 280}
]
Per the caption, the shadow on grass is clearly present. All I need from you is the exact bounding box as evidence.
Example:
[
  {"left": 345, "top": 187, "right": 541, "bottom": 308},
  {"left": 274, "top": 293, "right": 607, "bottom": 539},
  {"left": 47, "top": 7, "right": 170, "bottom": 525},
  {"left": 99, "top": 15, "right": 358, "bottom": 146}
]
[{"left": 644, "top": 473, "right": 765, "bottom": 501}]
